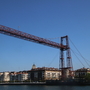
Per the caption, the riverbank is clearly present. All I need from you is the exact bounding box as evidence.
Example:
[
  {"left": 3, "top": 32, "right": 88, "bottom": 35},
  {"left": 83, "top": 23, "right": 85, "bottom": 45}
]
[
  {"left": 0, "top": 81, "right": 90, "bottom": 86},
  {"left": 0, "top": 82, "right": 46, "bottom": 85}
]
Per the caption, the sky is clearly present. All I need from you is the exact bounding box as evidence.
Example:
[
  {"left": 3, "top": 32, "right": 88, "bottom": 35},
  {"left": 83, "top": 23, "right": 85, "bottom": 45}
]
[{"left": 0, "top": 0, "right": 90, "bottom": 72}]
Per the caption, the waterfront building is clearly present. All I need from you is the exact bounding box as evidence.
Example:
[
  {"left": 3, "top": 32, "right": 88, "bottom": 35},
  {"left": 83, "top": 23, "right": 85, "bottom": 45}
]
[
  {"left": 0, "top": 64, "right": 77, "bottom": 82},
  {"left": 10, "top": 72, "right": 17, "bottom": 81},
  {"left": 17, "top": 71, "right": 28, "bottom": 81},
  {"left": 1, "top": 72, "right": 10, "bottom": 82},
  {"left": 75, "top": 67, "right": 90, "bottom": 78},
  {"left": 28, "top": 64, "right": 61, "bottom": 82}
]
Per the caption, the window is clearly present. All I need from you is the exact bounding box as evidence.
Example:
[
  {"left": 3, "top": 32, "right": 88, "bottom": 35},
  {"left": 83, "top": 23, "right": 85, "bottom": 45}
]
[
  {"left": 47, "top": 73, "right": 50, "bottom": 78},
  {"left": 52, "top": 73, "right": 56, "bottom": 78}
]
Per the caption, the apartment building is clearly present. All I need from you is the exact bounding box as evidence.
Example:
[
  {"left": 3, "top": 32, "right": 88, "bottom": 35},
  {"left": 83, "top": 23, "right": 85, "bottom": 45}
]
[
  {"left": 28, "top": 64, "right": 61, "bottom": 82},
  {"left": 0, "top": 72, "right": 10, "bottom": 82},
  {"left": 1, "top": 64, "right": 73, "bottom": 82},
  {"left": 75, "top": 67, "right": 90, "bottom": 78},
  {"left": 10, "top": 72, "right": 17, "bottom": 81},
  {"left": 17, "top": 72, "right": 28, "bottom": 81}
]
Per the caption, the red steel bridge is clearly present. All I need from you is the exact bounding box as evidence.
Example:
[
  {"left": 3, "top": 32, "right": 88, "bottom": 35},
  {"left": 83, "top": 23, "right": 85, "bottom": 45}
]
[{"left": 0, "top": 25, "right": 73, "bottom": 79}]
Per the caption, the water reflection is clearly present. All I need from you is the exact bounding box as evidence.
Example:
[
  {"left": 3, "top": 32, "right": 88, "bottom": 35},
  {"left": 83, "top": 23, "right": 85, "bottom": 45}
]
[{"left": 0, "top": 85, "right": 90, "bottom": 90}]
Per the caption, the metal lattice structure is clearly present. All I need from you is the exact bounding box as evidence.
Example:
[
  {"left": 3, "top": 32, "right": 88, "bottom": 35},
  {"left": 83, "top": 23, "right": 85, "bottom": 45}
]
[
  {"left": 0, "top": 25, "right": 66, "bottom": 49},
  {"left": 60, "top": 36, "right": 73, "bottom": 79}
]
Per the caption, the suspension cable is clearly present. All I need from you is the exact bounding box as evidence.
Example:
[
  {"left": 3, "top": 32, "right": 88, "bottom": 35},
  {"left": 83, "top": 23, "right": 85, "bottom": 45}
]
[
  {"left": 71, "top": 48, "right": 85, "bottom": 67},
  {"left": 48, "top": 51, "right": 59, "bottom": 67},
  {"left": 69, "top": 37, "right": 90, "bottom": 67}
]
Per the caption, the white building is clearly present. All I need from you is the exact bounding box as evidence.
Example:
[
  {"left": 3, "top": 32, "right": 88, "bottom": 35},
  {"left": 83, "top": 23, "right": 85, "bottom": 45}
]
[
  {"left": 2, "top": 72, "right": 10, "bottom": 81},
  {"left": 17, "top": 72, "right": 28, "bottom": 81},
  {"left": 28, "top": 65, "right": 62, "bottom": 81},
  {"left": 45, "top": 70, "right": 61, "bottom": 80},
  {"left": 10, "top": 72, "right": 17, "bottom": 81}
]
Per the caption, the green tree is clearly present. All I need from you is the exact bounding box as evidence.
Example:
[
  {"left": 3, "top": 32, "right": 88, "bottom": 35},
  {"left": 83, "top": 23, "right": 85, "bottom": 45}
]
[{"left": 84, "top": 73, "right": 90, "bottom": 82}]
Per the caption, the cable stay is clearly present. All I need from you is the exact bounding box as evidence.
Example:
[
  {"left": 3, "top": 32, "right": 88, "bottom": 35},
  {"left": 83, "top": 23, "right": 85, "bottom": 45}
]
[
  {"left": 71, "top": 48, "right": 85, "bottom": 67},
  {"left": 48, "top": 51, "right": 59, "bottom": 67},
  {"left": 70, "top": 50, "right": 90, "bottom": 63},
  {"left": 69, "top": 37, "right": 90, "bottom": 68}
]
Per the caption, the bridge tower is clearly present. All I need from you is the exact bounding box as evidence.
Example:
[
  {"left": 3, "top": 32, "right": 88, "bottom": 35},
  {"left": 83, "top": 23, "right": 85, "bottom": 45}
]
[{"left": 60, "top": 36, "right": 73, "bottom": 80}]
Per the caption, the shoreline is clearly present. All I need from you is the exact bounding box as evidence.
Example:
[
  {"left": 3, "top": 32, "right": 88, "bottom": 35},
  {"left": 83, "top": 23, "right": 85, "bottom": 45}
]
[
  {"left": 0, "top": 82, "right": 46, "bottom": 85},
  {"left": 0, "top": 82, "right": 90, "bottom": 86}
]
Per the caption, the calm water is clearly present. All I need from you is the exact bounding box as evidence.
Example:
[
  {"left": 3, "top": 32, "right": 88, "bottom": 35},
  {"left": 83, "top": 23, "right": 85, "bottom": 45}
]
[{"left": 0, "top": 85, "right": 90, "bottom": 90}]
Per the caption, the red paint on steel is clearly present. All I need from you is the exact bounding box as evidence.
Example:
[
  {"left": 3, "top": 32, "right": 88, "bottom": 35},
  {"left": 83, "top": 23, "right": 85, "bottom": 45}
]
[{"left": 0, "top": 25, "right": 66, "bottom": 49}]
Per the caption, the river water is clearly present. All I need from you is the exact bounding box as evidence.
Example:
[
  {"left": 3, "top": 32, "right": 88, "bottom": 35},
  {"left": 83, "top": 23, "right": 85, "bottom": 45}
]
[{"left": 0, "top": 85, "right": 90, "bottom": 90}]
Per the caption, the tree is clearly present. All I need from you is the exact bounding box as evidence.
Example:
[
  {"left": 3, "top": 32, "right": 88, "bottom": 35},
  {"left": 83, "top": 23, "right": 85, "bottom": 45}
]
[{"left": 84, "top": 73, "right": 90, "bottom": 82}]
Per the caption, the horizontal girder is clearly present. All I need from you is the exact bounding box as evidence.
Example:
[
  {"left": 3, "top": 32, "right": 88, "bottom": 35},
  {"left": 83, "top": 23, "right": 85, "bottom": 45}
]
[{"left": 0, "top": 25, "right": 66, "bottom": 49}]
